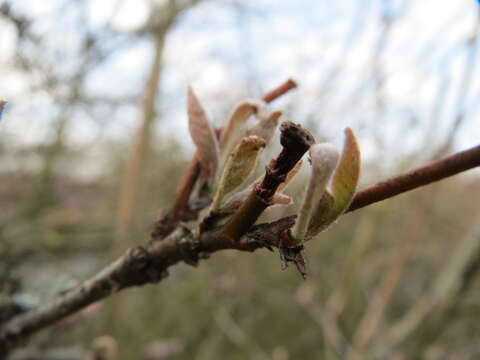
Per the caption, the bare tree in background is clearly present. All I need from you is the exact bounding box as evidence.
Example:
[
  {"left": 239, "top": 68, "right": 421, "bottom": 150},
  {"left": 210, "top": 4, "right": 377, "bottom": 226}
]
[
  {"left": 115, "top": 0, "right": 203, "bottom": 237},
  {"left": 0, "top": 2, "right": 127, "bottom": 218}
]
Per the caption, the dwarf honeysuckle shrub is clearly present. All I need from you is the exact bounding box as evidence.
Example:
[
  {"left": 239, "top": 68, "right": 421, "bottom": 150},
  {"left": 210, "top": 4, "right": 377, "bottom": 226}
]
[{"left": 187, "top": 86, "right": 360, "bottom": 277}]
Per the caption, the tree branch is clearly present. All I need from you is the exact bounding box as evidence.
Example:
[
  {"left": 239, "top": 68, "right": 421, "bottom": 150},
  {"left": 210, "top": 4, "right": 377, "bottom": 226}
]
[
  {"left": 0, "top": 217, "right": 295, "bottom": 356},
  {"left": 348, "top": 144, "right": 480, "bottom": 212},
  {"left": 261, "top": 78, "right": 297, "bottom": 103}
]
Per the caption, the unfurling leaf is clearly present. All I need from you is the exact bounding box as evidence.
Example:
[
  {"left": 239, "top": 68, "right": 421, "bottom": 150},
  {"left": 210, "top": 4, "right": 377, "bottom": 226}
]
[
  {"left": 272, "top": 193, "right": 293, "bottom": 205},
  {"left": 187, "top": 86, "right": 220, "bottom": 179},
  {"left": 211, "top": 136, "right": 266, "bottom": 211},
  {"left": 290, "top": 143, "right": 339, "bottom": 245},
  {"left": 329, "top": 128, "right": 360, "bottom": 214},
  {"left": 219, "top": 191, "right": 293, "bottom": 216},
  {"left": 220, "top": 100, "right": 267, "bottom": 152},
  {"left": 305, "top": 191, "right": 335, "bottom": 238},
  {"left": 0, "top": 100, "right": 7, "bottom": 121},
  {"left": 307, "top": 127, "right": 361, "bottom": 238},
  {"left": 246, "top": 110, "right": 282, "bottom": 146}
]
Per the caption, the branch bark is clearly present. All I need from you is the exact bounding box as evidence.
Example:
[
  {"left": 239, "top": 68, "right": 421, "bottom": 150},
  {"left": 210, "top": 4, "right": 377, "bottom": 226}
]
[{"left": 348, "top": 144, "right": 480, "bottom": 212}]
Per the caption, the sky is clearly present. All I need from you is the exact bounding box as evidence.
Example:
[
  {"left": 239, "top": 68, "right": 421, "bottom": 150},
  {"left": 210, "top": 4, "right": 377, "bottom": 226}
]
[{"left": 0, "top": 0, "right": 479, "bottom": 177}]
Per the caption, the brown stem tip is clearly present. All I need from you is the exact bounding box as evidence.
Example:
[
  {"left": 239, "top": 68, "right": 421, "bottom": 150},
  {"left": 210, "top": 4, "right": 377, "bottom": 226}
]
[
  {"left": 278, "top": 121, "right": 315, "bottom": 169},
  {"left": 262, "top": 79, "right": 298, "bottom": 104},
  {"left": 258, "top": 121, "right": 315, "bottom": 202}
]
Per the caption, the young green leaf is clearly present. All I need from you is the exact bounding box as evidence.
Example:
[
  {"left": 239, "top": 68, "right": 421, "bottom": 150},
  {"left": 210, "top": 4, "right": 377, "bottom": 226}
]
[
  {"left": 305, "top": 191, "right": 335, "bottom": 238},
  {"left": 211, "top": 136, "right": 266, "bottom": 211},
  {"left": 290, "top": 143, "right": 339, "bottom": 245},
  {"left": 246, "top": 110, "right": 282, "bottom": 146},
  {"left": 329, "top": 128, "right": 360, "bottom": 215},
  {"left": 220, "top": 100, "right": 267, "bottom": 151},
  {"left": 187, "top": 86, "right": 220, "bottom": 179},
  {"left": 307, "top": 127, "right": 361, "bottom": 238}
]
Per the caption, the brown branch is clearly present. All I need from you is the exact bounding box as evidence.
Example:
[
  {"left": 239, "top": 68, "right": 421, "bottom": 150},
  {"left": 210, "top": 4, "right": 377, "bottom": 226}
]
[
  {"left": 0, "top": 217, "right": 295, "bottom": 356},
  {"left": 261, "top": 78, "right": 297, "bottom": 103},
  {"left": 348, "top": 144, "right": 480, "bottom": 212},
  {"left": 168, "top": 79, "right": 299, "bottom": 225}
]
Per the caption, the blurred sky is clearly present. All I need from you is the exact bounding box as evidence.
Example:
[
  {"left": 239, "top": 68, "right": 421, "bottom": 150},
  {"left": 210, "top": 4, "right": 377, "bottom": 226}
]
[{"left": 0, "top": 0, "right": 479, "bottom": 171}]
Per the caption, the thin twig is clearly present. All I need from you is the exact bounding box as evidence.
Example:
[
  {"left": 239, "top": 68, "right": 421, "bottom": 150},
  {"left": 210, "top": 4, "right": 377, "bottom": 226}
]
[
  {"left": 261, "top": 78, "right": 297, "bottom": 103},
  {"left": 348, "top": 144, "right": 480, "bottom": 212}
]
